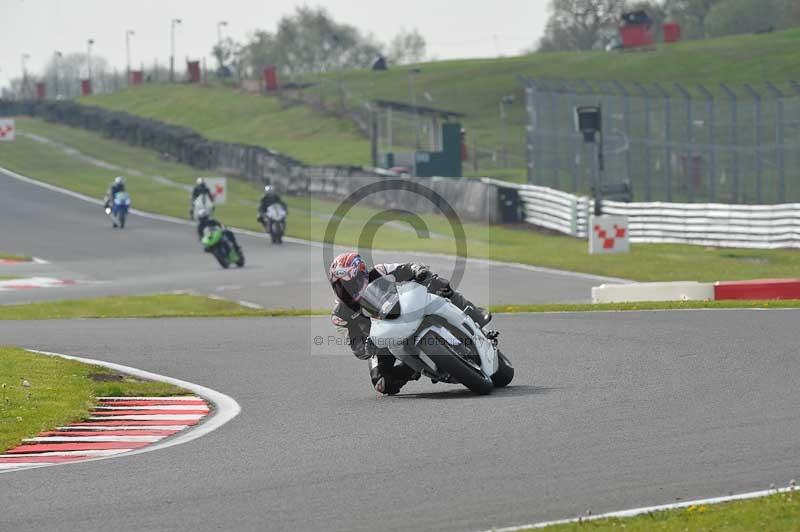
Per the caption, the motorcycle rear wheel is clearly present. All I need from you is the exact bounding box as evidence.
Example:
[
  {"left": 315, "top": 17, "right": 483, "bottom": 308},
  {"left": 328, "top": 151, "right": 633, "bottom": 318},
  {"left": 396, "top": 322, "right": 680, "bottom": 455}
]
[{"left": 420, "top": 331, "right": 493, "bottom": 395}]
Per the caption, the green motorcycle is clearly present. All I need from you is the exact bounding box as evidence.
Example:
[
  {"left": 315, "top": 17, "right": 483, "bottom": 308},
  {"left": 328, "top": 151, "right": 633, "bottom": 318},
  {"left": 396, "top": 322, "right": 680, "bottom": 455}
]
[{"left": 201, "top": 224, "right": 245, "bottom": 269}]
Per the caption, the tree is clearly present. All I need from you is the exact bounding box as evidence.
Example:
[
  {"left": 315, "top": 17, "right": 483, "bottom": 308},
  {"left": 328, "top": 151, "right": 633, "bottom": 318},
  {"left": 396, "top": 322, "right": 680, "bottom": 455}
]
[
  {"left": 538, "top": 0, "right": 627, "bottom": 51},
  {"left": 705, "top": 0, "right": 789, "bottom": 36},
  {"left": 42, "top": 52, "right": 111, "bottom": 98},
  {"left": 663, "top": 0, "right": 721, "bottom": 38},
  {"left": 239, "top": 6, "right": 383, "bottom": 77},
  {"left": 387, "top": 29, "right": 427, "bottom": 65},
  {"left": 212, "top": 37, "right": 236, "bottom": 72}
]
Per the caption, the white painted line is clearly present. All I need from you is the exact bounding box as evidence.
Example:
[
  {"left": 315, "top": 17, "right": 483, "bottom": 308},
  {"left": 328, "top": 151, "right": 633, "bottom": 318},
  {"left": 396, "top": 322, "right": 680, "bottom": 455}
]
[
  {"left": 88, "top": 414, "right": 205, "bottom": 421},
  {"left": 24, "top": 436, "right": 165, "bottom": 443},
  {"left": 1, "top": 449, "right": 132, "bottom": 458},
  {"left": 0, "top": 463, "right": 64, "bottom": 470},
  {"left": 96, "top": 396, "right": 204, "bottom": 401},
  {"left": 0, "top": 350, "right": 240, "bottom": 475},
  {"left": 59, "top": 425, "right": 189, "bottom": 431},
  {"left": 482, "top": 485, "right": 800, "bottom": 531},
  {"left": 0, "top": 165, "right": 631, "bottom": 285},
  {"left": 95, "top": 405, "right": 209, "bottom": 411}
]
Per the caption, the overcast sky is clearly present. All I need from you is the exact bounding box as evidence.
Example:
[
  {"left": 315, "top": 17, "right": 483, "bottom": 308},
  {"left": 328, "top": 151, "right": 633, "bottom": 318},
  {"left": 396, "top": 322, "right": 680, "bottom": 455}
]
[{"left": 0, "top": 0, "right": 548, "bottom": 88}]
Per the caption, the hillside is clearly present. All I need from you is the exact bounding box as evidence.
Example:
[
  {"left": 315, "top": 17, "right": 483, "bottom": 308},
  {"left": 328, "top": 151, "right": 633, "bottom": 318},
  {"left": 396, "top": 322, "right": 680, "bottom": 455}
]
[{"left": 84, "top": 28, "right": 800, "bottom": 175}]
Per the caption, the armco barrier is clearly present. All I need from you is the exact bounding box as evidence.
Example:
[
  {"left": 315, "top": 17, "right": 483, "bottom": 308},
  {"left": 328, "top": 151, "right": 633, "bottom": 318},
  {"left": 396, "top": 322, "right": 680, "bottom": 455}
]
[{"left": 485, "top": 179, "right": 800, "bottom": 249}]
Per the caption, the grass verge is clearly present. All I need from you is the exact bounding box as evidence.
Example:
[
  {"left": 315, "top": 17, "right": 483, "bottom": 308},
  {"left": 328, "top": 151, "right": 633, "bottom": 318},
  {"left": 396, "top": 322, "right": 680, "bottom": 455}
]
[
  {"left": 0, "top": 294, "right": 321, "bottom": 320},
  {"left": 0, "top": 346, "right": 187, "bottom": 452},
  {"left": 533, "top": 491, "right": 800, "bottom": 531},
  {"left": 2, "top": 294, "right": 799, "bottom": 321},
  {"left": 2, "top": 116, "right": 800, "bottom": 282},
  {"left": 0, "top": 253, "right": 32, "bottom": 261},
  {"left": 83, "top": 29, "right": 800, "bottom": 175},
  {"left": 491, "top": 299, "right": 800, "bottom": 313}
]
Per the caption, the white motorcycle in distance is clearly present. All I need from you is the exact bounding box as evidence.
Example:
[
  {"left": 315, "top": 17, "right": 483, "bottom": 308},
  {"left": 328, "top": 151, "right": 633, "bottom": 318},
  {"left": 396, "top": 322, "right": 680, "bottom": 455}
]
[
  {"left": 193, "top": 194, "right": 214, "bottom": 221},
  {"left": 361, "top": 276, "right": 514, "bottom": 395},
  {"left": 105, "top": 191, "right": 131, "bottom": 229},
  {"left": 262, "top": 203, "right": 287, "bottom": 244}
]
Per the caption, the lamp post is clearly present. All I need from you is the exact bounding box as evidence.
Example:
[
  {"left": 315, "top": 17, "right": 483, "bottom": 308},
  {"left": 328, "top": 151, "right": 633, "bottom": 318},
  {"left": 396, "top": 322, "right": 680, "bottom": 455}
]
[
  {"left": 21, "top": 53, "right": 30, "bottom": 99},
  {"left": 217, "top": 21, "right": 228, "bottom": 71},
  {"left": 217, "top": 20, "right": 228, "bottom": 48},
  {"left": 54, "top": 51, "right": 63, "bottom": 98},
  {"left": 86, "top": 38, "right": 95, "bottom": 84},
  {"left": 126, "top": 30, "right": 135, "bottom": 81},
  {"left": 499, "top": 94, "right": 515, "bottom": 167},
  {"left": 170, "top": 18, "right": 182, "bottom": 82},
  {"left": 575, "top": 105, "right": 604, "bottom": 216}
]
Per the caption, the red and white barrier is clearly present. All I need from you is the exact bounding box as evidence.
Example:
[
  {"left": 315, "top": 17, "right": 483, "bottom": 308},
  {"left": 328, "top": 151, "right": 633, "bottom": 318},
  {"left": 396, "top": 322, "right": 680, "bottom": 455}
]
[{"left": 593, "top": 278, "right": 800, "bottom": 303}]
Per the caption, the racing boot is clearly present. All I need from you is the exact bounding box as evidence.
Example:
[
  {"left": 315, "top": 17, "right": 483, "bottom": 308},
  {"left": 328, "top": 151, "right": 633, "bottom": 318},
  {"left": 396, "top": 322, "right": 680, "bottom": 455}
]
[{"left": 370, "top": 354, "right": 419, "bottom": 395}]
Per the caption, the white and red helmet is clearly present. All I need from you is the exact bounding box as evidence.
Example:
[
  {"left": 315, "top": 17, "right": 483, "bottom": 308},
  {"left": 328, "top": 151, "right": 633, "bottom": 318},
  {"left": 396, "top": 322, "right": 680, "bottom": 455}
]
[{"left": 329, "top": 252, "right": 369, "bottom": 302}]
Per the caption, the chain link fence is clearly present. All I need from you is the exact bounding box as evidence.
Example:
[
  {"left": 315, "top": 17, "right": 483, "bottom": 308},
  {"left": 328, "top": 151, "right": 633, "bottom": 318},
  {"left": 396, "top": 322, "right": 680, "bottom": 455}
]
[{"left": 521, "top": 77, "right": 800, "bottom": 204}]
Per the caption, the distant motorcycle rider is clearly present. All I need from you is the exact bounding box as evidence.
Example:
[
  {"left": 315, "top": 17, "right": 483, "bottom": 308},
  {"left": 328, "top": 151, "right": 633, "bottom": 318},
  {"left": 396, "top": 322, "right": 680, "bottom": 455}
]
[
  {"left": 256, "top": 185, "right": 287, "bottom": 230},
  {"left": 190, "top": 178, "right": 214, "bottom": 220},
  {"left": 104, "top": 176, "right": 126, "bottom": 209},
  {"left": 196, "top": 208, "right": 241, "bottom": 256},
  {"left": 329, "top": 251, "right": 491, "bottom": 395}
]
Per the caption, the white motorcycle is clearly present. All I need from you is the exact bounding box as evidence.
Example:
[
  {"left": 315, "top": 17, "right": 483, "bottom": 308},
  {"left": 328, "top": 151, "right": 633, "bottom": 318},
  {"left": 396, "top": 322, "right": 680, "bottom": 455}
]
[
  {"left": 360, "top": 276, "right": 514, "bottom": 395},
  {"left": 192, "top": 194, "right": 214, "bottom": 221},
  {"left": 262, "top": 203, "right": 287, "bottom": 244}
]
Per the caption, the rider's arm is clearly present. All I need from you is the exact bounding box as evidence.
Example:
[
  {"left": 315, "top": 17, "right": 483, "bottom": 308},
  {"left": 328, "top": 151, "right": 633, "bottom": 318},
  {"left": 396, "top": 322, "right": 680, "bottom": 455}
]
[
  {"left": 331, "top": 300, "right": 371, "bottom": 359},
  {"left": 374, "top": 263, "right": 431, "bottom": 284}
]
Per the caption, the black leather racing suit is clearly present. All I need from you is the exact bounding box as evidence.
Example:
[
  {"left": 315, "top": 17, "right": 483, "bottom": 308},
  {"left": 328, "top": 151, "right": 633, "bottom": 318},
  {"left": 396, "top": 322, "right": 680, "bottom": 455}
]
[{"left": 331, "top": 263, "right": 482, "bottom": 395}]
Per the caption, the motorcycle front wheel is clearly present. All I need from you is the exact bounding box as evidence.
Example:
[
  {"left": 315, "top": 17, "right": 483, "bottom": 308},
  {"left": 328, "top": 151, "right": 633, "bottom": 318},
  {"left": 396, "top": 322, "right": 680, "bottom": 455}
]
[
  {"left": 213, "top": 246, "right": 230, "bottom": 269},
  {"left": 491, "top": 350, "right": 514, "bottom": 387},
  {"left": 420, "top": 331, "right": 493, "bottom": 395}
]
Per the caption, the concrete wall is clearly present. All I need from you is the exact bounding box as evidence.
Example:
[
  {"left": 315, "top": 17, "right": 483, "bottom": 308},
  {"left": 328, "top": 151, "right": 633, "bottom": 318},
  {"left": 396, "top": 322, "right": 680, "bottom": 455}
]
[{"left": 0, "top": 99, "right": 503, "bottom": 223}]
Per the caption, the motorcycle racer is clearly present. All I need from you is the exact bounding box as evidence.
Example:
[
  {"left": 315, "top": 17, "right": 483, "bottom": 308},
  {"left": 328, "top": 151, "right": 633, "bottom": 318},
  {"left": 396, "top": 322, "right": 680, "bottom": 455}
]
[
  {"left": 329, "top": 251, "right": 491, "bottom": 395},
  {"left": 256, "top": 185, "right": 288, "bottom": 231},
  {"left": 104, "top": 176, "right": 126, "bottom": 209},
  {"left": 190, "top": 178, "right": 214, "bottom": 220}
]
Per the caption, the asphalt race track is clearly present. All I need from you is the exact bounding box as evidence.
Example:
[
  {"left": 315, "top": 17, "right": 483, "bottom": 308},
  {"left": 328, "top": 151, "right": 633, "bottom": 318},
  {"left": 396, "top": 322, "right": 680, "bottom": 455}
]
[
  {"left": 1, "top": 312, "right": 799, "bottom": 532},
  {"left": 3, "top": 169, "right": 800, "bottom": 531},
  {"left": 0, "top": 169, "right": 613, "bottom": 307}
]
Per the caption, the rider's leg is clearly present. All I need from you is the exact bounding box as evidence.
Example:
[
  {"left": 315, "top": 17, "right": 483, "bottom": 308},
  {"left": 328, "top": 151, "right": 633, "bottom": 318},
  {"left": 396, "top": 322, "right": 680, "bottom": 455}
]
[
  {"left": 426, "top": 276, "right": 492, "bottom": 328},
  {"left": 370, "top": 351, "right": 419, "bottom": 395}
]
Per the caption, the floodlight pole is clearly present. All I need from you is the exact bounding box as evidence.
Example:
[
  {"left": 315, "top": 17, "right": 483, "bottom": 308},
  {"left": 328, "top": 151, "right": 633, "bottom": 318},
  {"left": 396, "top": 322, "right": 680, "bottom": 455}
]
[
  {"left": 170, "top": 18, "right": 182, "bottom": 82},
  {"left": 126, "top": 30, "right": 135, "bottom": 81}
]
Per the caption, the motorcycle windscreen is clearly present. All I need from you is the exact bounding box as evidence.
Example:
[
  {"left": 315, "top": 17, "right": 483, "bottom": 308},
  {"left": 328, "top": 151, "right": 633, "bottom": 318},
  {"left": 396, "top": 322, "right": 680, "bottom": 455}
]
[
  {"left": 266, "top": 204, "right": 286, "bottom": 219},
  {"left": 359, "top": 276, "right": 401, "bottom": 320}
]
